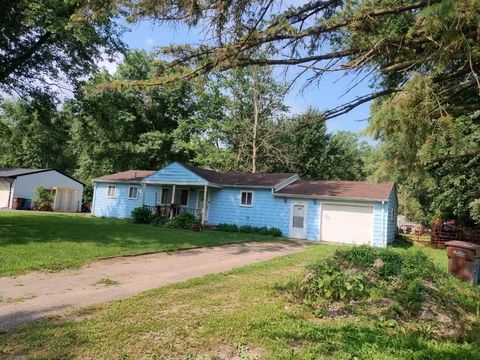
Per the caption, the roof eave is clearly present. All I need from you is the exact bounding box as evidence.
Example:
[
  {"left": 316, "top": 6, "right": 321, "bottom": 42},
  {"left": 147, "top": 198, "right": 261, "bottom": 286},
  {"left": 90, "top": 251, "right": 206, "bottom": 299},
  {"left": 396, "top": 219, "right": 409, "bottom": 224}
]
[{"left": 273, "top": 193, "right": 389, "bottom": 202}]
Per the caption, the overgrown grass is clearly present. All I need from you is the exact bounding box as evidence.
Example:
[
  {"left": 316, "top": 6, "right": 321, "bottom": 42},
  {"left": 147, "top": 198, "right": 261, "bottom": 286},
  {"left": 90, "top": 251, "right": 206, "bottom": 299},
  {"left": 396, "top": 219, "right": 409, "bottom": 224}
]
[
  {"left": 1, "top": 241, "right": 478, "bottom": 359},
  {"left": 0, "top": 211, "right": 279, "bottom": 276}
]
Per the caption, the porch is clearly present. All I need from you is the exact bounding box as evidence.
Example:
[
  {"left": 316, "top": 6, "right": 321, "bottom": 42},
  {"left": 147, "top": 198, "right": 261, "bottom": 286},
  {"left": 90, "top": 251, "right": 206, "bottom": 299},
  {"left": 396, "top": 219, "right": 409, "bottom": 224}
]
[{"left": 142, "top": 183, "right": 211, "bottom": 223}]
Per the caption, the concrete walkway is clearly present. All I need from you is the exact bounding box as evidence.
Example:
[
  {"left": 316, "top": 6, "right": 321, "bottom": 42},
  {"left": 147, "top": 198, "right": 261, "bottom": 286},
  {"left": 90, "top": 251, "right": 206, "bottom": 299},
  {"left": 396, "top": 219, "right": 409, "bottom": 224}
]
[{"left": 0, "top": 241, "right": 305, "bottom": 329}]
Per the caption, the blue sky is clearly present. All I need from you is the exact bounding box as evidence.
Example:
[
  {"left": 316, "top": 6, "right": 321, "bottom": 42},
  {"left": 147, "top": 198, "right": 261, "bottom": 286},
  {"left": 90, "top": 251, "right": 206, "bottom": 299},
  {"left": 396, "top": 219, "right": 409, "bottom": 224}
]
[{"left": 118, "top": 20, "right": 372, "bottom": 135}]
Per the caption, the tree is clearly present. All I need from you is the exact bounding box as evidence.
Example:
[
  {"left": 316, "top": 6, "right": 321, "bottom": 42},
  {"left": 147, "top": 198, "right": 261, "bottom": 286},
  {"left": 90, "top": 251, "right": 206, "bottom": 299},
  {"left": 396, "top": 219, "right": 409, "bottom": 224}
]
[
  {"left": 0, "top": 0, "right": 125, "bottom": 97},
  {"left": 0, "top": 91, "right": 74, "bottom": 171},
  {"left": 67, "top": 50, "right": 197, "bottom": 182},
  {"left": 263, "top": 108, "right": 372, "bottom": 180},
  {"left": 111, "top": 0, "right": 479, "bottom": 121},
  {"left": 367, "top": 75, "right": 480, "bottom": 225}
]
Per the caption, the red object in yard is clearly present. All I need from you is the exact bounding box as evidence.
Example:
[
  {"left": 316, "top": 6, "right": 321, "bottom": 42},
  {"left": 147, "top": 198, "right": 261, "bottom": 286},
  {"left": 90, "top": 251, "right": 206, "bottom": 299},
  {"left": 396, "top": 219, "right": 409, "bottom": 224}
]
[
  {"left": 445, "top": 241, "right": 480, "bottom": 284},
  {"left": 431, "top": 219, "right": 464, "bottom": 248}
]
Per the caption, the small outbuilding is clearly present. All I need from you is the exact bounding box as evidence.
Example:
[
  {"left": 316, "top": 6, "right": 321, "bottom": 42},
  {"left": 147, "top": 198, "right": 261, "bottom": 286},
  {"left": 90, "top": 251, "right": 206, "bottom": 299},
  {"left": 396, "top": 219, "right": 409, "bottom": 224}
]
[{"left": 0, "top": 168, "right": 84, "bottom": 212}]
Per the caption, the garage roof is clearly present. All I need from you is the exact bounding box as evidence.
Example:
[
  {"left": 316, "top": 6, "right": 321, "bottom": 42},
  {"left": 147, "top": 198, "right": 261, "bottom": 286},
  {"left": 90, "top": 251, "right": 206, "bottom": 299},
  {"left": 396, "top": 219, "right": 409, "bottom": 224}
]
[
  {"left": 0, "top": 168, "right": 85, "bottom": 186},
  {"left": 0, "top": 168, "right": 49, "bottom": 178},
  {"left": 275, "top": 180, "right": 395, "bottom": 201}
]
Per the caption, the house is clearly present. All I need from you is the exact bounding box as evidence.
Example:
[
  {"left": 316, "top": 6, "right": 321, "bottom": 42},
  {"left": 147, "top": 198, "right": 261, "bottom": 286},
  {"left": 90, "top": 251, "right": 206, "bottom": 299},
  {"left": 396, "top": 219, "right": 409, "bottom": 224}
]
[
  {"left": 91, "top": 162, "right": 397, "bottom": 247},
  {"left": 0, "top": 168, "right": 84, "bottom": 212}
]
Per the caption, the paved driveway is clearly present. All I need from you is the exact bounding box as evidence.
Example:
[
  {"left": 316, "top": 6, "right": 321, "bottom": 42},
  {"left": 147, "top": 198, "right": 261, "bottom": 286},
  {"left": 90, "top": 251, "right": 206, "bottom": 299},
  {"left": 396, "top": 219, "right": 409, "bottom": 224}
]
[{"left": 0, "top": 241, "right": 305, "bottom": 329}]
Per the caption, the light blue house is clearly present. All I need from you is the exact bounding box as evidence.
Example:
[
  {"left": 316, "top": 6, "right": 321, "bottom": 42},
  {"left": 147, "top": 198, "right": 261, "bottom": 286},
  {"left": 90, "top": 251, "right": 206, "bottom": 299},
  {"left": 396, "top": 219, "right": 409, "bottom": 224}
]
[{"left": 92, "top": 162, "right": 397, "bottom": 247}]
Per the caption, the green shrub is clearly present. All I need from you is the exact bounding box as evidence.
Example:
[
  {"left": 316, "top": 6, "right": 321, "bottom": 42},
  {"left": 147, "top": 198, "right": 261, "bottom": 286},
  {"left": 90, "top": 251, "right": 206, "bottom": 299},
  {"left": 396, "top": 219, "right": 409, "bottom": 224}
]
[
  {"left": 164, "top": 212, "right": 197, "bottom": 229},
  {"left": 33, "top": 186, "right": 54, "bottom": 211},
  {"left": 217, "top": 223, "right": 239, "bottom": 232},
  {"left": 469, "top": 199, "right": 480, "bottom": 225},
  {"left": 268, "top": 227, "right": 282, "bottom": 237},
  {"left": 301, "top": 258, "right": 369, "bottom": 301},
  {"left": 131, "top": 207, "right": 153, "bottom": 224},
  {"left": 239, "top": 225, "right": 255, "bottom": 233}
]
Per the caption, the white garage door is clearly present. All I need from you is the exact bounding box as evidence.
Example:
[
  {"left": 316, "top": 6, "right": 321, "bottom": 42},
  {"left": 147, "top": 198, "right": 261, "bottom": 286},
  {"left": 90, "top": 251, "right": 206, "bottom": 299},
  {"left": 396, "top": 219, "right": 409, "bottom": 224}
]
[{"left": 321, "top": 203, "right": 374, "bottom": 245}]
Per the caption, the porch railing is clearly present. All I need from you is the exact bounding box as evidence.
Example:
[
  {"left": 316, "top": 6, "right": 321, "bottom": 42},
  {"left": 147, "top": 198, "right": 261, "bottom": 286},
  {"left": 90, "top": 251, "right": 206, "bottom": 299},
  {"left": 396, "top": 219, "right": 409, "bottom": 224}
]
[{"left": 144, "top": 204, "right": 201, "bottom": 220}]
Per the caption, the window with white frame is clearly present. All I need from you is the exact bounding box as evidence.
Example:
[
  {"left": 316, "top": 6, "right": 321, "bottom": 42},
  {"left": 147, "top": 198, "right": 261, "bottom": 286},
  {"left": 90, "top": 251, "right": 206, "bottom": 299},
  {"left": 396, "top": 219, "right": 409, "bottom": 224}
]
[
  {"left": 107, "top": 185, "right": 116, "bottom": 198},
  {"left": 240, "top": 191, "right": 253, "bottom": 206},
  {"left": 128, "top": 186, "right": 138, "bottom": 200}
]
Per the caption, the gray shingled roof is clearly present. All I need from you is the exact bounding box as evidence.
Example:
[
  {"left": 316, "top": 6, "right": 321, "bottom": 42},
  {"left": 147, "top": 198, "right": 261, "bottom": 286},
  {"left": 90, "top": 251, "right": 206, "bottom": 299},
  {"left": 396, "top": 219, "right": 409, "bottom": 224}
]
[
  {"left": 181, "top": 163, "right": 296, "bottom": 186},
  {"left": 276, "top": 180, "right": 396, "bottom": 201},
  {"left": 0, "top": 168, "right": 48, "bottom": 178}
]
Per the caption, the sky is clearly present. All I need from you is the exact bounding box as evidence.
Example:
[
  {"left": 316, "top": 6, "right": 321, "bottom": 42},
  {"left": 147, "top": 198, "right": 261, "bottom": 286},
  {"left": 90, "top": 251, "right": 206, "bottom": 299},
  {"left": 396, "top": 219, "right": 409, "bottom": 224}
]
[{"left": 111, "top": 19, "right": 373, "bottom": 135}]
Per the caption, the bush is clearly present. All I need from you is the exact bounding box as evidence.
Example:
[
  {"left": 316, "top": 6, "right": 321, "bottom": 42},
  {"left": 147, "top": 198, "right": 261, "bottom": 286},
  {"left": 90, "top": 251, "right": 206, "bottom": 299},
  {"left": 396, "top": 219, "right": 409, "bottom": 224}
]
[
  {"left": 239, "top": 224, "right": 255, "bottom": 233},
  {"left": 469, "top": 199, "right": 480, "bottom": 225},
  {"left": 268, "top": 227, "right": 282, "bottom": 237},
  {"left": 131, "top": 207, "right": 153, "bottom": 224},
  {"left": 301, "top": 258, "right": 369, "bottom": 301},
  {"left": 33, "top": 186, "right": 53, "bottom": 211},
  {"left": 216, "top": 223, "right": 282, "bottom": 236},
  {"left": 164, "top": 212, "right": 198, "bottom": 229},
  {"left": 217, "top": 223, "right": 239, "bottom": 232}
]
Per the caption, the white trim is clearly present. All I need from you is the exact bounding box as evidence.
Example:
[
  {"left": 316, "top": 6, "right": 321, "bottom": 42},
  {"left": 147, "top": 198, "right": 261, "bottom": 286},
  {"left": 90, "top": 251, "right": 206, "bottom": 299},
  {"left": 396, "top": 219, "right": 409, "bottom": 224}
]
[
  {"left": 91, "top": 183, "right": 96, "bottom": 214},
  {"left": 128, "top": 186, "right": 139, "bottom": 200},
  {"left": 239, "top": 190, "right": 254, "bottom": 207},
  {"left": 289, "top": 200, "right": 308, "bottom": 239},
  {"left": 319, "top": 202, "right": 374, "bottom": 246},
  {"left": 106, "top": 185, "right": 116, "bottom": 199},
  {"left": 274, "top": 174, "right": 300, "bottom": 191}
]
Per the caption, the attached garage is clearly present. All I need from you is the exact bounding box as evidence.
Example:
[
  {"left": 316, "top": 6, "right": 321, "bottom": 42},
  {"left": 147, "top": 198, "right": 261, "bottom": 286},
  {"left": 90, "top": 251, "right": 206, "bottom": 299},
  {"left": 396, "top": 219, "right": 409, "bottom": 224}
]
[
  {"left": 275, "top": 180, "right": 398, "bottom": 247},
  {"left": 320, "top": 203, "right": 374, "bottom": 245},
  {"left": 0, "top": 168, "right": 84, "bottom": 212}
]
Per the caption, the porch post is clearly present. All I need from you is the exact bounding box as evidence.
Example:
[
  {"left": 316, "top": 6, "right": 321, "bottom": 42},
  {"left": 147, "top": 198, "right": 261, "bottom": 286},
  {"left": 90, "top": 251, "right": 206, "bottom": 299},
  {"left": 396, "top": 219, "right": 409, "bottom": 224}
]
[
  {"left": 201, "top": 184, "right": 207, "bottom": 225},
  {"left": 170, "top": 184, "right": 176, "bottom": 219},
  {"left": 141, "top": 183, "right": 146, "bottom": 206}
]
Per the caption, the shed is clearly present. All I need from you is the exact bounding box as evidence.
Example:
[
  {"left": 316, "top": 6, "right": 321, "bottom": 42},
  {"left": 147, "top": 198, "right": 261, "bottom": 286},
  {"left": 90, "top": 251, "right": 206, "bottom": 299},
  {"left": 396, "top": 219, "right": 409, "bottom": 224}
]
[{"left": 0, "top": 168, "right": 84, "bottom": 212}]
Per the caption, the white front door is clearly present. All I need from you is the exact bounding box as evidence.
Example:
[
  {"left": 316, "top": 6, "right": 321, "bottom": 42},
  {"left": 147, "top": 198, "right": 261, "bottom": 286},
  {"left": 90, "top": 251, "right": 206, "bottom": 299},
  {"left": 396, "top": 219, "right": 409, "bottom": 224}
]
[
  {"left": 289, "top": 201, "right": 307, "bottom": 239},
  {"left": 197, "top": 190, "right": 210, "bottom": 221}
]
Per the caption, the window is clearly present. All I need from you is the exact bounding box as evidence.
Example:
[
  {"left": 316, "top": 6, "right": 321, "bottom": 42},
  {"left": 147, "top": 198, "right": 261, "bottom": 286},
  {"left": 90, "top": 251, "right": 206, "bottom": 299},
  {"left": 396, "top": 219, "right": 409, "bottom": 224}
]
[
  {"left": 161, "top": 189, "right": 171, "bottom": 204},
  {"left": 292, "top": 204, "right": 305, "bottom": 228},
  {"left": 180, "top": 189, "right": 189, "bottom": 206},
  {"left": 240, "top": 191, "right": 253, "bottom": 206},
  {"left": 107, "top": 185, "right": 116, "bottom": 198},
  {"left": 128, "top": 186, "right": 138, "bottom": 200}
]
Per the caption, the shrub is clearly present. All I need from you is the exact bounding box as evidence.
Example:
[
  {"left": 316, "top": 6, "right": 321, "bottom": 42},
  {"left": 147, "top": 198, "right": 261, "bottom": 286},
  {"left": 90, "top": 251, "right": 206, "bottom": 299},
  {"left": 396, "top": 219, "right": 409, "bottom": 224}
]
[
  {"left": 301, "top": 258, "right": 369, "bottom": 301},
  {"left": 131, "top": 207, "right": 153, "bottom": 224},
  {"left": 268, "top": 227, "right": 282, "bottom": 237},
  {"left": 469, "top": 199, "right": 480, "bottom": 225},
  {"left": 164, "top": 212, "right": 197, "bottom": 229},
  {"left": 239, "top": 225, "right": 255, "bottom": 233},
  {"left": 257, "top": 226, "right": 270, "bottom": 235},
  {"left": 33, "top": 186, "right": 53, "bottom": 211},
  {"left": 217, "top": 223, "right": 239, "bottom": 232}
]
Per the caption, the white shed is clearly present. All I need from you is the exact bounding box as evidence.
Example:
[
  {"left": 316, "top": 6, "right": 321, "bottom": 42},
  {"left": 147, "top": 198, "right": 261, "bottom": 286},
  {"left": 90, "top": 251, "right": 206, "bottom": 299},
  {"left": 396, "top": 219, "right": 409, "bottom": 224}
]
[{"left": 0, "top": 168, "right": 84, "bottom": 212}]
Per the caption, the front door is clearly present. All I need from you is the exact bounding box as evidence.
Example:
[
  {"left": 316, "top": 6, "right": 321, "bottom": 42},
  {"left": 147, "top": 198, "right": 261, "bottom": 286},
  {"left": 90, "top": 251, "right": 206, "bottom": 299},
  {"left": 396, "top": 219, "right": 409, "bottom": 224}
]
[
  {"left": 290, "top": 201, "right": 307, "bottom": 239},
  {"left": 197, "top": 190, "right": 210, "bottom": 221}
]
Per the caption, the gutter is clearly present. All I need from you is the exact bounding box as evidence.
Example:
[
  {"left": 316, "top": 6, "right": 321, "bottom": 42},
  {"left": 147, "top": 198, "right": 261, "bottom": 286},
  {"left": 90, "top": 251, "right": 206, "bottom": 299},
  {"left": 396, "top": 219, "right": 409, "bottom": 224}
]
[{"left": 273, "top": 193, "right": 389, "bottom": 203}]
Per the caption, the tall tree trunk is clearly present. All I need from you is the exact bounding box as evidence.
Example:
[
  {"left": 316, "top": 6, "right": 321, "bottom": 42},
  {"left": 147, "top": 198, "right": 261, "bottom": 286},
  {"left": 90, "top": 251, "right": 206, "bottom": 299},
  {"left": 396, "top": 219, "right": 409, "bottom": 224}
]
[{"left": 252, "top": 71, "right": 259, "bottom": 173}]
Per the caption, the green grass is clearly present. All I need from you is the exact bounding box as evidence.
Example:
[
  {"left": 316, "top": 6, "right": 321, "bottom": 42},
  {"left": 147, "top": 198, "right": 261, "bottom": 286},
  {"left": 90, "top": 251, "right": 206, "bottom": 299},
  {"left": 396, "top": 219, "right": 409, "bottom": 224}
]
[
  {"left": 1, "top": 241, "right": 477, "bottom": 359},
  {"left": 0, "top": 211, "right": 278, "bottom": 276}
]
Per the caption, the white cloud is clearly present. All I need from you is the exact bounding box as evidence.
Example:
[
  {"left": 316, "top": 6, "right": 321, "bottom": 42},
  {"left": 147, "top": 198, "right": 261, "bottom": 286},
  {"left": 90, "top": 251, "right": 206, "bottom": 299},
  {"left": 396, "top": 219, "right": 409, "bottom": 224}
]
[
  {"left": 96, "top": 53, "right": 124, "bottom": 75},
  {"left": 145, "top": 37, "right": 156, "bottom": 48}
]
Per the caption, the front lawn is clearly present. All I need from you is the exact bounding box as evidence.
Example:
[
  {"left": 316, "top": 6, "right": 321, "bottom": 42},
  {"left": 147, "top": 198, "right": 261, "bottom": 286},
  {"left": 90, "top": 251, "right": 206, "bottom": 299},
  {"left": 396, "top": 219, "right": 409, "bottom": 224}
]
[
  {"left": 0, "top": 211, "right": 278, "bottom": 276},
  {"left": 1, "top": 242, "right": 478, "bottom": 359}
]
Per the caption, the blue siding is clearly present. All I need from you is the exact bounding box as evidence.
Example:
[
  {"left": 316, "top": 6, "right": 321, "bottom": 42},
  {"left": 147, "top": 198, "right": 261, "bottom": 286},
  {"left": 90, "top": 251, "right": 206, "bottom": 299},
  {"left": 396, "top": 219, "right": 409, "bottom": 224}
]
[
  {"left": 373, "top": 202, "right": 387, "bottom": 247},
  {"left": 386, "top": 186, "right": 398, "bottom": 244},
  {"left": 307, "top": 200, "right": 321, "bottom": 241},
  {"left": 144, "top": 162, "right": 207, "bottom": 184},
  {"left": 93, "top": 183, "right": 143, "bottom": 218},
  {"left": 207, "top": 188, "right": 291, "bottom": 237}
]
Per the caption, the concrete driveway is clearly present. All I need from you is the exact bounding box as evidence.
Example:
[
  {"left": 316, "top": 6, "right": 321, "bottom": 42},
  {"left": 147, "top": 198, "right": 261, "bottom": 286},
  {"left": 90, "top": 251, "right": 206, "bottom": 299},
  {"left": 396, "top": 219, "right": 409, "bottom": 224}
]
[{"left": 0, "top": 241, "right": 305, "bottom": 329}]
